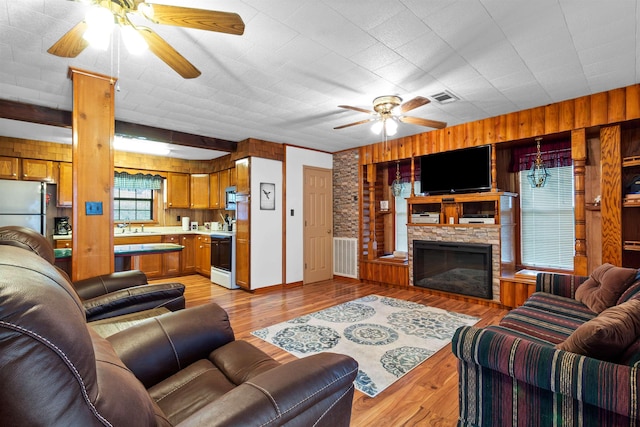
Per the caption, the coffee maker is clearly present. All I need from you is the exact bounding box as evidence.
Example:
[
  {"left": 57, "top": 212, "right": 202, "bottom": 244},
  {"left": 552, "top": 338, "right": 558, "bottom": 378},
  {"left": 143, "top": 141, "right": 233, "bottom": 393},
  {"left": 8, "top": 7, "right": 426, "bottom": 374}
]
[{"left": 54, "top": 217, "right": 71, "bottom": 235}]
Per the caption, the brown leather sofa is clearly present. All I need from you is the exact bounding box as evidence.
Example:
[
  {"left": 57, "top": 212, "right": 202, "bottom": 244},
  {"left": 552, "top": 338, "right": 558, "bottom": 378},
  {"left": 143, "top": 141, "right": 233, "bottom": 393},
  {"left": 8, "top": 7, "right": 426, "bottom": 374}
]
[
  {"left": 0, "top": 226, "right": 185, "bottom": 321},
  {"left": 0, "top": 230, "right": 359, "bottom": 426}
]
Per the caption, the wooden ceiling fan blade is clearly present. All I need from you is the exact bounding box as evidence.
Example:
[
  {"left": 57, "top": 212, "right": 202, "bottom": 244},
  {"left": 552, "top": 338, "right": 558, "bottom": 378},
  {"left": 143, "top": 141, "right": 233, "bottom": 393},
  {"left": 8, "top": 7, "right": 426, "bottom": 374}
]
[
  {"left": 338, "top": 105, "right": 375, "bottom": 115},
  {"left": 47, "top": 21, "right": 89, "bottom": 57},
  {"left": 400, "top": 96, "right": 430, "bottom": 113},
  {"left": 400, "top": 116, "right": 447, "bottom": 129},
  {"left": 334, "top": 118, "right": 374, "bottom": 130},
  {"left": 141, "top": 4, "right": 245, "bottom": 35},
  {"left": 137, "top": 27, "right": 201, "bottom": 79}
]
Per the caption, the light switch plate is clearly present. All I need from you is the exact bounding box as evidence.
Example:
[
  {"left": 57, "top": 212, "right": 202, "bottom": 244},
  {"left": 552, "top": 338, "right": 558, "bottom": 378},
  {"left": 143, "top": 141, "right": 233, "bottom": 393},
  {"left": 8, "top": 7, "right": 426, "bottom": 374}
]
[{"left": 85, "top": 201, "right": 103, "bottom": 215}]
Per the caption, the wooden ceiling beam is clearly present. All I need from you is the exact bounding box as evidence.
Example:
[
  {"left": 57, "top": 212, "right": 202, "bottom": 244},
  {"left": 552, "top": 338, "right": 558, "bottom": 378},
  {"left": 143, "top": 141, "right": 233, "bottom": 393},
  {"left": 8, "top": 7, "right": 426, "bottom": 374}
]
[{"left": 0, "top": 99, "right": 237, "bottom": 152}]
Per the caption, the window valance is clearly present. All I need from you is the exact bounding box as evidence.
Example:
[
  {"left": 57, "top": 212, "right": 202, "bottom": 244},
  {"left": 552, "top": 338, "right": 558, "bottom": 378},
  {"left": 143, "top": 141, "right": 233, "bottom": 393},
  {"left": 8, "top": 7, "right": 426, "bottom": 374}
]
[
  {"left": 509, "top": 141, "right": 572, "bottom": 173},
  {"left": 114, "top": 171, "right": 163, "bottom": 190}
]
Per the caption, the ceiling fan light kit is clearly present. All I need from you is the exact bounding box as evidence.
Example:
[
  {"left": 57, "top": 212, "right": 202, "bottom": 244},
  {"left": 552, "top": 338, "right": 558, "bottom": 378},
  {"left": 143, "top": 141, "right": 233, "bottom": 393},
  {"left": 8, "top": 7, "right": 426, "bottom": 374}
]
[
  {"left": 335, "top": 94, "right": 447, "bottom": 136},
  {"left": 47, "top": 0, "right": 245, "bottom": 79}
]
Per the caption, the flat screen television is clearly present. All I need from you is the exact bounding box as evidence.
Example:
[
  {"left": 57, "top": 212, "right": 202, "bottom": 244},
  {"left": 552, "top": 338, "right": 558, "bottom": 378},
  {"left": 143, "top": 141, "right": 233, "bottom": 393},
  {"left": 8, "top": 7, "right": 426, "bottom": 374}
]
[{"left": 420, "top": 145, "right": 491, "bottom": 195}]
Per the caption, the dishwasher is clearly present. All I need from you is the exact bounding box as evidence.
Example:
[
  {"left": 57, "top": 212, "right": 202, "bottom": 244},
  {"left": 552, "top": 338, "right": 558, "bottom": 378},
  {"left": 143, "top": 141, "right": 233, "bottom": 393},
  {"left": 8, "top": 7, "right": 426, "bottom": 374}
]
[{"left": 210, "top": 233, "right": 238, "bottom": 289}]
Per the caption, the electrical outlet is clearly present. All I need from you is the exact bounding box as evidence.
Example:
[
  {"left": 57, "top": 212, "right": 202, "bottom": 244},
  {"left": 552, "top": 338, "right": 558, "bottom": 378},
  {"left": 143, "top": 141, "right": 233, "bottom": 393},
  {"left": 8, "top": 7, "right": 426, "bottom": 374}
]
[{"left": 177, "top": 215, "right": 181, "bottom": 221}]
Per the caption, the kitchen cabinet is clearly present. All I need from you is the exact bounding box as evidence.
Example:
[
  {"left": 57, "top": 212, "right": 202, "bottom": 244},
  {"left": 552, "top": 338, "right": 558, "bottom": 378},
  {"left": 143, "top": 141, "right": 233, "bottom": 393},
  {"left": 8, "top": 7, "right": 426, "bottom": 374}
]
[
  {"left": 55, "top": 239, "right": 72, "bottom": 248},
  {"left": 162, "top": 235, "right": 182, "bottom": 276},
  {"left": 219, "top": 169, "right": 231, "bottom": 208},
  {"left": 235, "top": 158, "right": 250, "bottom": 290},
  {"left": 0, "top": 156, "right": 19, "bottom": 180},
  {"left": 190, "top": 173, "right": 209, "bottom": 209},
  {"left": 195, "top": 234, "right": 211, "bottom": 276},
  {"left": 229, "top": 166, "right": 237, "bottom": 187},
  {"left": 209, "top": 172, "right": 220, "bottom": 209},
  {"left": 22, "top": 159, "right": 53, "bottom": 182},
  {"left": 166, "top": 172, "right": 190, "bottom": 208},
  {"left": 180, "top": 234, "right": 197, "bottom": 274},
  {"left": 57, "top": 162, "right": 73, "bottom": 207}
]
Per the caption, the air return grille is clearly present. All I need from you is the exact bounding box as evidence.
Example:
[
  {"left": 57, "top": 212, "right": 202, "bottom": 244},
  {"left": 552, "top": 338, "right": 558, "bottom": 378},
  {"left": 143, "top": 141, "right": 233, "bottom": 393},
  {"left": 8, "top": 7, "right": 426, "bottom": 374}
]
[
  {"left": 430, "top": 90, "right": 459, "bottom": 104},
  {"left": 333, "top": 238, "right": 358, "bottom": 278}
]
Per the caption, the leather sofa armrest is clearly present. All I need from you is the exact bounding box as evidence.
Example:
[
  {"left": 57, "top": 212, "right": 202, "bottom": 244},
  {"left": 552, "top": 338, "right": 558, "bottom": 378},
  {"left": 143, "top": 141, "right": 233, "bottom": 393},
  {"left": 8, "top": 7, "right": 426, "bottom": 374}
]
[
  {"left": 179, "top": 353, "right": 359, "bottom": 427},
  {"left": 73, "top": 270, "right": 148, "bottom": 300},
  {"left": 82, "top": 282, "right": 185, "bottom": 322},
  {"left": 107, "top": 303, "right": 235, "bottom": 388}
]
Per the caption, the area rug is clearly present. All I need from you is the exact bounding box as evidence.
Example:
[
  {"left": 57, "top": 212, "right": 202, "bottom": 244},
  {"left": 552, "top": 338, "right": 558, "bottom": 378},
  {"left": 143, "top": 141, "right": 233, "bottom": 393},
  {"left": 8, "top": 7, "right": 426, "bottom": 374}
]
[{"left": 251, "top": 295, "right": 478, "bottom": 397}]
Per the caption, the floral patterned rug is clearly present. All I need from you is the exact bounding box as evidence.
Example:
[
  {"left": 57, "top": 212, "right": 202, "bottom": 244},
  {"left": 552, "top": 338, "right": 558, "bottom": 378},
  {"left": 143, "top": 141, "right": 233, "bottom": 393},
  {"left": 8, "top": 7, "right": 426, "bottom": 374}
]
[{"left": 251, "top": 295, "right": 478, "bottom": 397}]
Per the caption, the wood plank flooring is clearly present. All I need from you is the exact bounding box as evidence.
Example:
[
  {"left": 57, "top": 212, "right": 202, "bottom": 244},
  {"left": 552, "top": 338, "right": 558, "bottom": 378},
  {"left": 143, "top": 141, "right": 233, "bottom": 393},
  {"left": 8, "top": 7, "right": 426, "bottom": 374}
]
[{"left": 152, "top": 275, "right": 508, "bottom": 426}]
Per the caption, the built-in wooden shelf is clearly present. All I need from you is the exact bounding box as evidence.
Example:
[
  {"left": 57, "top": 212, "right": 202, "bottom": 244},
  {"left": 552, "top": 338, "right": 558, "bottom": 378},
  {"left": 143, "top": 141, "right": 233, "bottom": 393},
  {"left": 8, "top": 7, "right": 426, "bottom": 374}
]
[
  {"left": 585, "top": 203, "right": 601, "bottom": 211},
  {"left": 624, "top": 241, "right": 640, "bottom": 251},
  {"left": 622, "top": 156, "right": 640, "bottom": 167}
]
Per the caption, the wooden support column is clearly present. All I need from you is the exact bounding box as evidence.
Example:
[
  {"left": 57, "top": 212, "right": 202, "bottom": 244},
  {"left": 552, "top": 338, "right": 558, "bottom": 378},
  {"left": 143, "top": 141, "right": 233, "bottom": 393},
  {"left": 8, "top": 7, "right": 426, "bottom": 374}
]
[
  {"left": 366, "top": 163, "right": 377, "bottom": 259},
  {"left": 69, "top": 68, "right": 115, "bottom": 280},
  {"left": 571, "top": 129, "right": 588, "bottom": 275},
  {"left": 600, "top": 125, "right": 622, "bottom": 266}
]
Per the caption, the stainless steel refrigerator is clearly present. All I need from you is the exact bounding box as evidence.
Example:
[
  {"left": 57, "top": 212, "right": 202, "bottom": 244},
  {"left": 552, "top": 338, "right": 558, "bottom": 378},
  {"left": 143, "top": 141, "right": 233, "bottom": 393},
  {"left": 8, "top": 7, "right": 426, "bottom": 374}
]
[{"left": 0, "top": 179, "right": 47, "bottom": 235}]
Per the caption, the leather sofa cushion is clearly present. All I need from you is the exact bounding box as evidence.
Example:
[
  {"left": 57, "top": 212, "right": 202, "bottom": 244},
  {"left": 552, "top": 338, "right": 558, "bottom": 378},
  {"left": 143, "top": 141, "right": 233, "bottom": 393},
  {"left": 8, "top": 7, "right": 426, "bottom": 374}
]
[
  {"left": 149, "top": 359, "right": 236, "bottom": 425},
  {"left": 575, "top": 263, "right": 638, "bottom": 313},
  {"left": 148, "top": 341, "right": 281, "bottom": 425},
  {"left": 556, "top": 299, "right": 640, "bottom": 362}
]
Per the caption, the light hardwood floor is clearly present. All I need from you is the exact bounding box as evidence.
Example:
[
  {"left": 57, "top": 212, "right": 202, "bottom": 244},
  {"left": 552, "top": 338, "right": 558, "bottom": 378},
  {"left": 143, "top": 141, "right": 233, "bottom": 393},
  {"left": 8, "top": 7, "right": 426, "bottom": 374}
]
[{"left": 151, "top": 275, "right": 508, "bottom": 426}]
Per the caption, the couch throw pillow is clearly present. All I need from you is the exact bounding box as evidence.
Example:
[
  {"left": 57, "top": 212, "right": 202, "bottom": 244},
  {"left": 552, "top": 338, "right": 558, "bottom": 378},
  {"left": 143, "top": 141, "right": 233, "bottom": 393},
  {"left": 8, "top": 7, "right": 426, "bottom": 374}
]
[
  {"left": 574, "top": 263, "right": 638, "bottom": 313},
  {"left": 556, "top": 299, "right": 640, "bottom": 361}
]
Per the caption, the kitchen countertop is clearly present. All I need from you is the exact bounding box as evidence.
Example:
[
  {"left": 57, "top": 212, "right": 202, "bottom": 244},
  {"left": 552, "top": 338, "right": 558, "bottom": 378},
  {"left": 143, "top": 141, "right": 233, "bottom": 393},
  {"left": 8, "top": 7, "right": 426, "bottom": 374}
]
[
  {"left": 54, "top": 243, "right": 185, "bottom": 259},
  {"left": 53, "top": 227, "right": 235, "bottom": 240}
]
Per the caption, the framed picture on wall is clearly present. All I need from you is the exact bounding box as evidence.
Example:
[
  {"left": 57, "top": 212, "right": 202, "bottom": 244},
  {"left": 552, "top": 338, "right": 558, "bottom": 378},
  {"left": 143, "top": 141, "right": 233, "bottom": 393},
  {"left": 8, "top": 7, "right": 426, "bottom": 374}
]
[{"left": 260, "top": 182, "right": 275, "bottom": 210}]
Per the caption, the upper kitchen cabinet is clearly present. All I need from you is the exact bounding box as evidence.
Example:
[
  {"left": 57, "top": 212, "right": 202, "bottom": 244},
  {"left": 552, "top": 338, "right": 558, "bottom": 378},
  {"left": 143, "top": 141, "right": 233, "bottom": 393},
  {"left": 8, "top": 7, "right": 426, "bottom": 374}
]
[
  {"left": 235, "top": 159, "right": 249, "bottom": 194},
  {"left": 218, "top": 168, "right": 231, "bottom": 206},
  {"left": 209, "top": 172, "right": 220, "bottom": 209},
  {"left": 0, "top": 157, "right": 19, "bottom": 180},
  {"left": 190, "top": 173, "right": 209, "bottom": 209},
  {"left": 22, "top": 159, "right": 53, "bottom": 182},
  {"left": 166, "top": 172, "right": 190, "bottom": 208},
  {"left": 57, "top": 162, "right": 73, "bottom": 207}
]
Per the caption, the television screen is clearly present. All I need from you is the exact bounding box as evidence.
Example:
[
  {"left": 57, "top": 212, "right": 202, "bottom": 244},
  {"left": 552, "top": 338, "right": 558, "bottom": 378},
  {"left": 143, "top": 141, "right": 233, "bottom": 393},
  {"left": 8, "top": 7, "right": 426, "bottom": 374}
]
[{"left": 420, "top": 145, "right": 491, "bottom": 195}]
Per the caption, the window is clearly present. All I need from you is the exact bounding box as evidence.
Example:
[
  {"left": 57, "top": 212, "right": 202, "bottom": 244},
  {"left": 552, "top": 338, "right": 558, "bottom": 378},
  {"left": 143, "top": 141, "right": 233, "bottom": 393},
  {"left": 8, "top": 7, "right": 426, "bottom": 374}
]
[
  {"left": 519, "top": 165, "right": 574, "bottom": 269},
  {"left": 114, "top": 188, "right": 153, "bottom": 221}
]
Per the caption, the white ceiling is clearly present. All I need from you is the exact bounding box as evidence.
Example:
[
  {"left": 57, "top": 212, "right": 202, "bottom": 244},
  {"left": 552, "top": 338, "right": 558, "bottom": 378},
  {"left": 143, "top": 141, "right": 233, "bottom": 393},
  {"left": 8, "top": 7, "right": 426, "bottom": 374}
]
[{"left": 1, "top": 0, "right": 639, "bottom": 160}]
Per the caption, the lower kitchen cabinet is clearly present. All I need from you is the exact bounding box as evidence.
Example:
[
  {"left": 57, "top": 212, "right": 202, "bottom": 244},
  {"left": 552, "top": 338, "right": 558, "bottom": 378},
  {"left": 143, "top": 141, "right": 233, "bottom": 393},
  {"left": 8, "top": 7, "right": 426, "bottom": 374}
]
[
  {"left": 195, "top": 235, "right": 211, "bottom": 276},
  {"left": 180, "top": 234, "right": 197, "bottom": 274},
  {"left": 162, "top": 235, "right": 182, "bottom": 276}
]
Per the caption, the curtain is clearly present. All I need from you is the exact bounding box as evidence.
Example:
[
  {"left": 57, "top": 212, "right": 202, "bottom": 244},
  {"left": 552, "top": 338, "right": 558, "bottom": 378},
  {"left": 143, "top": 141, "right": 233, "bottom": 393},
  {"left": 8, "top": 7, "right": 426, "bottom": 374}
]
[
  {"left": 509, "top": 141, "right": 572, "bottom": 172},
  {"left": 114, "top": 171, "right": 163, "bottom": 190}
]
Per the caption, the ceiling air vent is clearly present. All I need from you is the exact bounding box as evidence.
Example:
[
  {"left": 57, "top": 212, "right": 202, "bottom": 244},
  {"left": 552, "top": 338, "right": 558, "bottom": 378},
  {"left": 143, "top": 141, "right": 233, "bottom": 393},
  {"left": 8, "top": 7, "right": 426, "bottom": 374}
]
[{"left": 430, "top": 90, "right": 459, "bottom": 104}]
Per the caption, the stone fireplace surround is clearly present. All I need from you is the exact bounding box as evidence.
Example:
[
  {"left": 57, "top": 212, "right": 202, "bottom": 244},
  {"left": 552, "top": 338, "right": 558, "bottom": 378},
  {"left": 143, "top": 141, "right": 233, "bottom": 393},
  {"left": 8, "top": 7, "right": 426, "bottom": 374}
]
[{"left": 408, "top": 225, "right": 501, "bottom": 303}]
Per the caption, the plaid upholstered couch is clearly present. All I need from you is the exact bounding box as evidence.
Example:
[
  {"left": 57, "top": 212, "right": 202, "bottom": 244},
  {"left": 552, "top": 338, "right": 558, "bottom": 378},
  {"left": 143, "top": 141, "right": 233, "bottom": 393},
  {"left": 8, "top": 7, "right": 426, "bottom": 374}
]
[{"left": 452, "top": 265, "right": 640, "bottom": 427}]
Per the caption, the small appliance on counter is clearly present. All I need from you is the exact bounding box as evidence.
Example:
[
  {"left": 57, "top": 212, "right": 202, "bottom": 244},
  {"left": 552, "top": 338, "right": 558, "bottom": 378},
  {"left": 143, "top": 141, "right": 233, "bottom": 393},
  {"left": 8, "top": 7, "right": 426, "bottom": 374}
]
[
  {"left": 54, "top": 216, "right": 71, "bottom": 235},
  {"left": 181, "top": 216, "right": 190, "bottom": 231}
]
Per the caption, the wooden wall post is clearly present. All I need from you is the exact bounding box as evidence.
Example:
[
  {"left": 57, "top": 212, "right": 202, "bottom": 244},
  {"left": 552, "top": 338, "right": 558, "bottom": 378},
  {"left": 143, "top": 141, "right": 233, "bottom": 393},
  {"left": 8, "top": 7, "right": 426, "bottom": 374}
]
[
  {"left": 69, "top": 68, "right": 115, "bottom": 280},
  {"left": 366, "top": 163, "right": 377, "bottom": 259},
  {"left": 571, "top": 129, "right": 588, "bottom": 275},
  {"left": 600, "top": 125, "right": 622, "bottom": 266}
]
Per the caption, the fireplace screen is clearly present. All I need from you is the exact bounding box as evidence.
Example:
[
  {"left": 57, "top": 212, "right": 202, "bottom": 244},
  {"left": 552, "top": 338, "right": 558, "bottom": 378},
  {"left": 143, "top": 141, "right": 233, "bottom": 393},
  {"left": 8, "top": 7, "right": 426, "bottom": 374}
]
[{"left": 413, "top": 240, "right": 492, "bottom": 299}]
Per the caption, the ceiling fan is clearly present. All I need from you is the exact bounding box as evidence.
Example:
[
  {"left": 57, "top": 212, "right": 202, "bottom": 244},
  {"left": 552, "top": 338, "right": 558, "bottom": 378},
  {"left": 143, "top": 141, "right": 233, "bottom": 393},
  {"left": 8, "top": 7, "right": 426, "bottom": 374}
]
[
  {"left": 334, "top": 95, "right": 447, "bottom": 135},
  {"left": 47, "top": 0, "right": 245, "bottom": 79}
]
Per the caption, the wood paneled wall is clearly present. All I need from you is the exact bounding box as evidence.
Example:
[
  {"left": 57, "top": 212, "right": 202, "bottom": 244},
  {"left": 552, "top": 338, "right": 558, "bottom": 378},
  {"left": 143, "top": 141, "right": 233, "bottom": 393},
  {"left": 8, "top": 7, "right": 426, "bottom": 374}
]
[{"left": 359, "top": 84, "right": 640, "bottom": 165}]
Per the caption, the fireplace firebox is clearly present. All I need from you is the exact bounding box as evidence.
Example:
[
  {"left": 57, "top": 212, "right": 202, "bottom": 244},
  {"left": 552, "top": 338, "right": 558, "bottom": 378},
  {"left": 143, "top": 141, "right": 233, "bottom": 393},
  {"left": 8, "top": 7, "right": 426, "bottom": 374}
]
[{"left": 413, "top": 240, "right": 492, "bottom": 299}]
